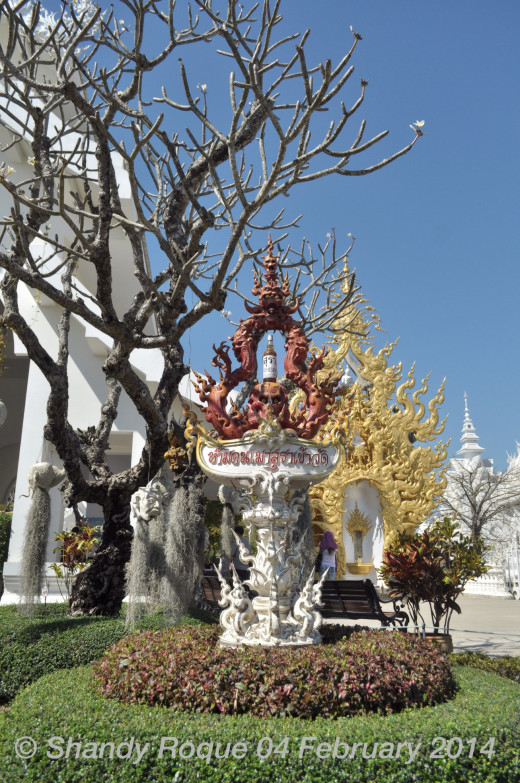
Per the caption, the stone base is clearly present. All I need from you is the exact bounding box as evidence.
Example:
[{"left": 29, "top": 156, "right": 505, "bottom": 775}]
[{"left": 219, "top": 626, "right": 322, "bottom": 648}]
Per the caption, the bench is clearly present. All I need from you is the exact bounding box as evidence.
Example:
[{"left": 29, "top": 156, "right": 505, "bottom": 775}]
[
  {"left": 200, "top": 574, "right": 408, "bottom": 628},
  {"left": 199, "top": 573, "right": 229, "bottom": 611},
  {"left": 320, "top": 579, "right": 409, "bottom": 627},
  {"left": 199, "top": 572, "right": 250, "bottom": 611}
]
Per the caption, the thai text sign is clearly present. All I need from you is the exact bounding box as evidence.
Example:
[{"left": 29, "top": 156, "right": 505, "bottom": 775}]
[
  {"left": 198, "top": 437, "right": 338, "bottom": 488},
  {"left": 207, "top": 445, "right": 329, "bottom": 471}
]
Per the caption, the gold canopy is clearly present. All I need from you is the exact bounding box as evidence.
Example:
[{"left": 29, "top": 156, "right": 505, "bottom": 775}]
[{"left": 294, "top": 267, "right": 449, "bottom": 578}]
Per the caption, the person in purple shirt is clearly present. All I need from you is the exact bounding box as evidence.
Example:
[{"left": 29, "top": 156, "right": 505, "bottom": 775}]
[{"left": 318, "top": 530, "right": 338, "bottom": 580}]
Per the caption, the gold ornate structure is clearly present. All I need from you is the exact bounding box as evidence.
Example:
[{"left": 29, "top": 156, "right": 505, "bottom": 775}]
[
  {"left": 295, "top": 268, "right": 450, "bottom": 578},
  {"left": 345, "top": 503, "right": 372, "bottom": 540},
  {"left": 345, "top": 503, "right": 373, "bottom": 574},
  {"left": 164, "top": 432, "right": 188, "bottom": 472}
]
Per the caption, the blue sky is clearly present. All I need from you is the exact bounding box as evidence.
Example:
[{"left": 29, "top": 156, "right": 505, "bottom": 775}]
[
  {"left": 188, "top": 0, "right": 518, "bottom": 471},
  {"left": 295, "top": 0, "right": 520, "bottom": 471},
  {"left": 180, "top": 1, "right": 519, "bottom": 469},
  {"left": 35, "top": 1, "right": 520, "bottom": 469},
  {"left": 303, "top": 1, "right": 519, "bottom": 470}
]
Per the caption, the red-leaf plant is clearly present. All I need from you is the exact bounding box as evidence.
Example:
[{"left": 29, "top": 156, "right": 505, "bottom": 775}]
[{"left": 379, "top": 518, "right": 489, "bottom": 635}]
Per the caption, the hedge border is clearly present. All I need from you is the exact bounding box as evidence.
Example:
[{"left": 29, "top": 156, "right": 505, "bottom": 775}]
[{"left": 0, "top": 665, "right": 518, "bottom": 782}]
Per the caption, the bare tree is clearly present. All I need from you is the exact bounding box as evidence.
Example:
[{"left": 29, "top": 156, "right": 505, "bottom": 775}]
[
  {"left": 441, "top": 459, "right": 520, "bottom": 559},
  {"left": 0, "top": 0, "right": 421, "bottom": 614}
]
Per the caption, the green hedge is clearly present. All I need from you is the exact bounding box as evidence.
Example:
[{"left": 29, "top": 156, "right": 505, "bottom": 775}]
[
  {"left": 451, "top": 651, "right": 520, "bottom": 683},
  {"left": 0, "top": 511, "right": 11, "bottom": 566},
  {"left": 0, "top": 604, "right": 216, "bottom": 703},
  {"left": 0, "top": 666, "right": 518, "bottom": 782}
]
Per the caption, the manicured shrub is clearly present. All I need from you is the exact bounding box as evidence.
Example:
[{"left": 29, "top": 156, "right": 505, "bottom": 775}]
[
  {"left": 320, "top": 622, "right": 379, "bottom": 643},
  {"left": 95, "top": 625, "right": 457, "bottom": 718},
  {"left": 0, "top": 665, "right": 518, "bottom": 782},
  {"left": 451, "top": 651, "right": 520, "bottom": 683},
  {"left": 0, "top": 604, "right": 216, "bottom": 703}
]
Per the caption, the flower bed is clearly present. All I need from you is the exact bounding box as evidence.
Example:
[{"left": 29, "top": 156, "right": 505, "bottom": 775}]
[{"left": 95, "top": 625, "right": 457, "bottom": 719}]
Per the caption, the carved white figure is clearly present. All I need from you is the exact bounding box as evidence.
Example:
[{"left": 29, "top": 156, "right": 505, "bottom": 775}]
[
  {"left": 217, "top": 566, "right": 256, "bottom": 643},
  {"left": 191, "top": 413, "right": 341, "bottom": 646},
  {"left": 215, "top": 567, "right": 233, "bottom": 609},
  {"left": 290, "top": 568, "right": 328, "bottom": 638},
  {"left": 231, "top": 528, "right": 254, "bottom": 574},
  {"left": 126, "top": 480, "right": 169, "bottom": 627},
  {"left": 20, "top": 461, "right": 67, "bottom": 610},
  {"left": 27, "top": 462, "right": 66, "bottom": 492},
  {"left": 130, "top": 482, "right": 166, "bottom": 524}
]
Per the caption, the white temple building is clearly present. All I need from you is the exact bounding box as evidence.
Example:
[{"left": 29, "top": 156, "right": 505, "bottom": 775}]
[{"left": 442, "top": 394, "right": 520, "bottom": 599}]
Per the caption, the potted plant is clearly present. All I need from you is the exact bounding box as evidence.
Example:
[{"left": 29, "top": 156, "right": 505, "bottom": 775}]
[{"left": 379, "top": 517, "right": 489, "bottom": 652}]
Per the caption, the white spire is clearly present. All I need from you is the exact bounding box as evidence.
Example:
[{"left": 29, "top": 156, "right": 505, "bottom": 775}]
[{"left": 456, "top": 392, "right": 485, "bottom": 460}]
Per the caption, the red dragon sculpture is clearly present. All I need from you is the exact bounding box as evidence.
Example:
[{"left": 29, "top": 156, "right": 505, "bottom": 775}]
[{"left": 192, "top": 236, "right": 338, "bottom": 439}]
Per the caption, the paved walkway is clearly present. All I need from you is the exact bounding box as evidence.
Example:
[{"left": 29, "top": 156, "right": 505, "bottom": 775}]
[
  {"left": 3, "top": 587, "right": 519, "bottom": 655},
  {"left": 441, "top": 594, "right": 520, "bottom": 656},
  {"left": 324, "top": 595, "right": 520, "bottom": 656}
]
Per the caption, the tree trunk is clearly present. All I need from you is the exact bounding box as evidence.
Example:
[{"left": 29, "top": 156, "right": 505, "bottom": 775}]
[{"left": 69, "top": 491, "right": 133, "bottom": 616}]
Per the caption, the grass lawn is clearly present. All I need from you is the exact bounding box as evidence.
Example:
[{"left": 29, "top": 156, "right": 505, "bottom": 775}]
[{"left": 0, "top": 604, "right": 518, "bottom": 782}]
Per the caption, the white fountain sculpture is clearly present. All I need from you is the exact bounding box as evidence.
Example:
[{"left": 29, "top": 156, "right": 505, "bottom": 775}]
[{"left": 187, "top": 410, "right": 340, "bottom": 647}]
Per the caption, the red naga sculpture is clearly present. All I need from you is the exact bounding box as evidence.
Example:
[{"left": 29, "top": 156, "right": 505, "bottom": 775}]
[{"left": 192, "top": 236, "right": 337, "bottom": 440}]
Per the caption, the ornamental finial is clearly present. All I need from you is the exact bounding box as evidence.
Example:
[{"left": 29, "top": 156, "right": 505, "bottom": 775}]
[
  {"left": 261, "top": 233, "right": 279, "bottom": 285},
  {"left": 191, "top": 236, "right": 338, "bottom": 440},
  {"left": 250, "top": 235, "right": 292, "bottom": 309}
]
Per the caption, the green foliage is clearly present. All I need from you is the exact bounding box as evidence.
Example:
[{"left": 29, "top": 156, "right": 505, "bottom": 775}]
[
  {"left": 379, "top": 518, "right": 489, "bottom": 633},
  {"left": 203, "top": 498, "right": 223, "bottom": 564},
  {"left": 0, "top": 511, "right": 12, "bottom": 566},
  {"left": 0, "top": 666, "right": 518, "bottom": 782},
  {"left": 95, "top": 625, "right": 457, "bottom": 718},
  {"left": 451, "top": 651, "right": 520, "bottom": 683},
  {"left": 49, "top": 523, "right": 100, "bottom": 599},
  {"left": 0, "top": 604, "right": 213, "bottom": 703},
  {"left": 76, "top": 425, "right": 105, "bottom": 446}
]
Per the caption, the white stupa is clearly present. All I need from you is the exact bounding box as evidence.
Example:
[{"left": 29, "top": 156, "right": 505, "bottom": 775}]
[
  {"left": 456, "top": 392, "right": 485, "bottom": 461},
  {"left": 445, "top": 393, "right": 519, "bottom": 598}
]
